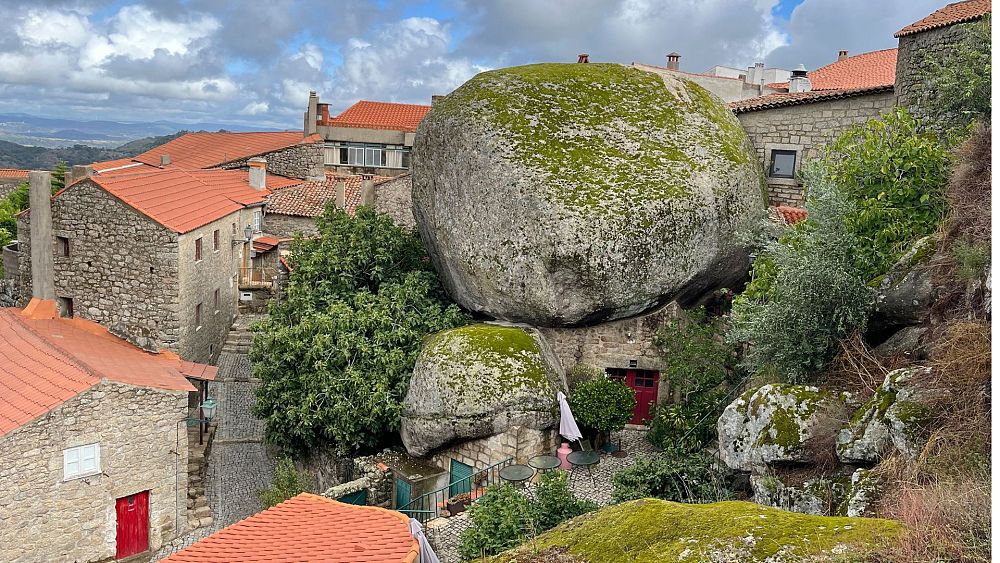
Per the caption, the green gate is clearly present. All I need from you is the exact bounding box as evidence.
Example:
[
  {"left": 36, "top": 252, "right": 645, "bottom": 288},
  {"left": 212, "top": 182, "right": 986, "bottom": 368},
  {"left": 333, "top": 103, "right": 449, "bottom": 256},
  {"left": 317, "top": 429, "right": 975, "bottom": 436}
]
[
  {"left": 449, "top": 459, "right": 474, "bottom": 497},
  {"left": 337, "top": 489, "right": 368, "bottom": 506},
  {"left": 395, "top": 478, "right": 411, "bottom": 509}
]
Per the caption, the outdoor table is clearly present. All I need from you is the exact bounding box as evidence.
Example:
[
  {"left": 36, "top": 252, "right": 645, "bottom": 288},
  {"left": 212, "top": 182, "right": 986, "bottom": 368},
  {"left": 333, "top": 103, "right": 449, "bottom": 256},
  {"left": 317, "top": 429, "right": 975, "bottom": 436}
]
[
  {"left": 567, "top": 450, "right": 600, "bottom": 485},
  {"left": 498, "top": 464, "right": 535, "bottom": 487},
  {"left": 528, "top": 455, "right": 562, "bottom": 473}
]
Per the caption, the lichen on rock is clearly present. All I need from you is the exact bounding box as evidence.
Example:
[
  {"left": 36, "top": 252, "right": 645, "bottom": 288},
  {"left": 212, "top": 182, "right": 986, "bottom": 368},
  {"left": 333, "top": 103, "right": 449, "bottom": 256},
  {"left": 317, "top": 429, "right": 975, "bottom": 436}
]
[
  {"left": 400, "top": 323, "right": 564, "bottom": 456},
  {"left": 412, "top": 62, "right": 766, "bottom": 326}
]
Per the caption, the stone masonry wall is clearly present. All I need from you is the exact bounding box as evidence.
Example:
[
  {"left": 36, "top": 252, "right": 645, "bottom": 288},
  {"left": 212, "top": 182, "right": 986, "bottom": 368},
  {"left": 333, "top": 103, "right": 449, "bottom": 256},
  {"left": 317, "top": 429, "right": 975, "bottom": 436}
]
[
  {"left": 374, "top": 174, "right": 415, "bottom": 229},
  {"left": 537, "top": 303, "right": 679, "bottom": 405},
  {"left": 736, "top": 91, "right": 895, "bottom": 206},
  {"left": 0, "top": 381, "right": 188, "bottom": 563},
  {"left": 221, "top": 142, "right": 324, "bottom": 181},
  {"left": 17, "top": 180, "right": 182, "bottom": 353},
  {"left": 429, "top": 426, "right": 560, "bottom": 472},
  {"left": 895, "top": 22, "right": 978, "bottom": 129},
  {"left": 263, "top": 213, "right": 317, "bottom": 238}
]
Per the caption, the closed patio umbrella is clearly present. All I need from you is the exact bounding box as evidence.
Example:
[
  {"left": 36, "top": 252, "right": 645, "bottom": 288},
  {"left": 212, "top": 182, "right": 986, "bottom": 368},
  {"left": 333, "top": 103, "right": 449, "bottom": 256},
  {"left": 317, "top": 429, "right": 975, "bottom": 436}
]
[
  {"left": 409, "top": 518, "right": 441, "bottom": 563},
  {"left": 557, "top": 391, "right": 583, "bottom": 442}
]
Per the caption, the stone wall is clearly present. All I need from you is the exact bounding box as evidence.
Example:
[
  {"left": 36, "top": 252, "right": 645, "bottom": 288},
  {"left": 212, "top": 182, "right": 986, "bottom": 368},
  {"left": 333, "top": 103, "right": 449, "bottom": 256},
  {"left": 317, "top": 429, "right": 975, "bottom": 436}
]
[
  {"left": 221, "top": 142, "right": 325, "bottom": 181},
  {"left": 537, "top": 303, "right": 679, "bottom": 404},
  {"left": 0, "top": 178, "right": 23, "bottom": 199},
  {"left": 321, "top": 455, "right": 393, "bottom": 508},
  {"left": 263, "top": 213, "right": 317, "bottom": 238},
  {"left": 895, "top": 22, "right": 978, "bottom": 128},
  {"left": 374, "top": 174, "right": 415, "bottom": 229},
  {"left": 429, "top": 426, "right": 560, "bottom": 471},
  {"left": 0, "top": 381, "right": 188, "bottom": 562},
  {"left": 17, "top": 181, "right": 182, "bottom": 353},
  {"left": 736, "top": 91, "right": 896, "bottom": 206},
  {"left": 0, "top": 279, "right": 18, "bottom": 307}
]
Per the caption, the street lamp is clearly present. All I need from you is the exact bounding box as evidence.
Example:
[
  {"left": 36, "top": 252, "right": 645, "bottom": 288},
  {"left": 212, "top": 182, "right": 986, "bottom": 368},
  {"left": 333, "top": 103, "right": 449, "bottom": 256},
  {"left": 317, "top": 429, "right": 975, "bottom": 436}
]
[
  {"left": 200, "top": 397, "right": 218, "bottom": 421},
  {"left": 243, "top": 224, "right": 254, "bottom": 242}
]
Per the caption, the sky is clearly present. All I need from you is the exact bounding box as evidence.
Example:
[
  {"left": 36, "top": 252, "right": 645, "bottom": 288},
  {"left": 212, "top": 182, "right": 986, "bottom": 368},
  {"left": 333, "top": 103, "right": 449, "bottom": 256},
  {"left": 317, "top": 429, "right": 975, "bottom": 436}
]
[{"left": 0, "top": 0, "right": 947, "bottom": 130}]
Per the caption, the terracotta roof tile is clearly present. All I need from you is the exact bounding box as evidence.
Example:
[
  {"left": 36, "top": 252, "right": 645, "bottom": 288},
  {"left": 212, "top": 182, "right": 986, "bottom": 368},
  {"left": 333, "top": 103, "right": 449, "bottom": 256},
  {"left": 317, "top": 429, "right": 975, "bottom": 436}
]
[
  {"left": 163, "top": 493, "right": 419, "bottom": 563},
  {"left": 896, "top": 0, "right": 990, "bottom": 37},
  {"left": 266, "top": 172, "right": 393, "bottom": 217},
  {"left": 134, "top": 131, "right": 308, "bottom": 170},
  {"left": 0, "top": 168, "right": 29, "bottom": 179},
  {"left": 767, "top": 49, "right": 897, "bottom": 91},
  {"left": 324, "top": 101, "right": 431, "bottom": 133},
  {"left": 0, "top": 305, "right": 201, "bottom": 436},
  {"left": 729, "top": 85, "right": 893, "bottom": 113},
  {"left": 774, "top": 205, "right": 808, "bottom": 224},
  {"left": 87, "top": 168, "right": 269, "bottom": 233}
]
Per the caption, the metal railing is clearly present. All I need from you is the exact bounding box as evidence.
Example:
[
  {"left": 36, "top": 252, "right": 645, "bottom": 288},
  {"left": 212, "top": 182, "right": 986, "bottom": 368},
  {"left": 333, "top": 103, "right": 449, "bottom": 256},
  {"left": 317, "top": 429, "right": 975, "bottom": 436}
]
[
  {"left": 239, "top": 267, "right": 277, "bottom": 289},
  {"left": 398, "top": 457, "right": 514, "bottom": 524}
]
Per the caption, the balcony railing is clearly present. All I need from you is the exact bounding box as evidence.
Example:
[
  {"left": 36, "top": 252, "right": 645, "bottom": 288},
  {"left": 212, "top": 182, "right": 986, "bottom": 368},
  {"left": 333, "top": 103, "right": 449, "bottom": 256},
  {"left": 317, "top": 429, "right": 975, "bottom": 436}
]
[
  {"left": 239, "top": 267, "right": 278, "bottom": 289},
  {"left": 398, "top": 457, "right": 514, "bottom": 524}
]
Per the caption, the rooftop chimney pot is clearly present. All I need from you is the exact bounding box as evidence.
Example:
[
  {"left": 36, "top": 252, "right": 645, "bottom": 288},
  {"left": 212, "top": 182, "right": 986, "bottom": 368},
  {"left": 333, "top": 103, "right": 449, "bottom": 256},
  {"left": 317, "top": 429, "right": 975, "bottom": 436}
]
[
  {"left": 248, "top": 157, "right": 267, "bottom": 191},
  {"left": 789, "top": 64, "right": 811, "bottom": 93},
  {"left": 666, "top": 52, "right": 681, "bottom": 71},
  {"left": 360, "top": 175, "right": 375, "bottom": 206},
  {"left": 577, "top": 53, "right": 589, "bottom": 63},
  {"left": 838, "top": 50, "right": 849, "bottom": 61},
  {"left": 160, "top": 154, "right": 171, "bottom": 166}
]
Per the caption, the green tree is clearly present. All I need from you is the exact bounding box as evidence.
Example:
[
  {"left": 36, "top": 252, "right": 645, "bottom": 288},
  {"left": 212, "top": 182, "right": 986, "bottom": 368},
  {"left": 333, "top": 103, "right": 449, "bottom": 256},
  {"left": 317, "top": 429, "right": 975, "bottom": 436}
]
[
  {"left": 51, "top": 160, "right": 66, "bottom": 193},
  {"left": 920, "top": 14, "right": 991, "bottom": 131},
  {"left": 568, "top": 376, "right": 636, "bottom": 437},
  {"left": 259, "top": 457, "right": 312, "bottom": 508},
  {"left": 251, "top": 206, "right": 467, "bottom": 455}
]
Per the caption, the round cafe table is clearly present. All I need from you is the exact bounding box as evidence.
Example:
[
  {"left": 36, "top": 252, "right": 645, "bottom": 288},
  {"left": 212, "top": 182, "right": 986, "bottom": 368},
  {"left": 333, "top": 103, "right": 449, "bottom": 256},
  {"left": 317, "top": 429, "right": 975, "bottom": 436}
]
[
  {"left": 499, "top": 464, "right": 535, "bottom": 487},
  {"left": 528, "top": 455, "right": 561, "bottom": 473},
  {"left": 567, "top": 450, "right": 600, "bottom": 485}
]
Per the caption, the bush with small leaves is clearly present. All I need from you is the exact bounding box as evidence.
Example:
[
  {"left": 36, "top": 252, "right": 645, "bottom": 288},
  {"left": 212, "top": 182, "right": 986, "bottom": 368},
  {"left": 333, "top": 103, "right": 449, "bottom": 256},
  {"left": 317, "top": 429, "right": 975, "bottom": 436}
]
[
  {"left": 612, "top": 450, "right": 732, "bottom": 504},
  {"left": 568, "top": 376, "right": 636, "bottom": 435},
  {"left": 259, "top": 457, "right": 312, "bottom": 508}
]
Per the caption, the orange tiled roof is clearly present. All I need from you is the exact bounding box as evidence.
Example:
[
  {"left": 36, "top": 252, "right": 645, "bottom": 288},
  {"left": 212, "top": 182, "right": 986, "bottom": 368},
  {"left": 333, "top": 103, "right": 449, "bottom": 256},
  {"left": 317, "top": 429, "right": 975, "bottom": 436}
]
[
  {"left": 86, "top": 168, "right": 269, "bottom": 233},
  {"left": 767, "top": 49, "right": 897, "bottom": 91},
  {"left": 0, "top": 305, "right": 203, "bottom": 436},
  {"left": 134, "top": 131, "right": 309, "bottom": 170},
  {"left": 266, "top": 172, "right": 393, "bottom": 217},
  {"left": 91, "top": 158, "right": 147, "bottom": 174},
  {"left": 162, "top": 493, "right": 419, "bottom": 563},
  {"left": 774, "top": 205, "right": 808, "bottom": 224},
  {"left": 729, "top": 85, "right": 894, "bottom": 113},
  {"left": 896, "top": 0, "right": 991, "bottom": 37},
  {"left": 325, "top": 101, "right": 431, "bottom": 133},
  {"left": 0, "top": 168, "right": 29, "bottom": 179}
]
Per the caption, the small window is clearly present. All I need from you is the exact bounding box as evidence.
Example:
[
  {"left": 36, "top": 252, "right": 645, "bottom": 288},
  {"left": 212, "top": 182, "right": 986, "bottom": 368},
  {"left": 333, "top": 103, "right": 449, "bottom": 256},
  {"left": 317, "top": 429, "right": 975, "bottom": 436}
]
[
  {"left": 252, "top": 210, "right": 262, "bottom": 232},
  {"left": 56, "top": 236, "right": 69, "bottom": 257},
  {"left": 769, "top": 149, "right": 797, "bottom": 179},
  {"left": 57, "top": 296, "right": 73, "bottom": 318},
  {"left": 195, "top": 303, "right": 202, "bottom": 328},
  {"left": 232, "top": 222, "right": 237, "bottom": 235},
  {"left": 213, "top": 230, "right": 220, "bottom": 251},
  {"left": 195, "top": 237, "right": 203, "bottom": 261},
  {"left": 63, "top": 443, "right": 100, "bottom": 480},
  {"left": 339, "top": 147, "right": 349, "bottom": 165},
  {"left": 214, "top": 288, "right": 220, "bottom": 312}
]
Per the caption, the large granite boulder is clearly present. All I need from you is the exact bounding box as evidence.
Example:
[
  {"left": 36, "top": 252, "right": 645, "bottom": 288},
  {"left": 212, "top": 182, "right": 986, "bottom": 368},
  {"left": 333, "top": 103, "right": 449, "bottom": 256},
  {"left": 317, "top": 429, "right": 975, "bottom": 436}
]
[
  {"left": 412, "top": 63, "right": 766, "bottom": 326},
  {"left": 400, "top": 323, "right": 563, "bottom": 456},
  {"left": 872, "top": 237, "right": 935, "bottom": 331},
  {"left": 718, "top": 384, "right": 847, "bottom": 472}
]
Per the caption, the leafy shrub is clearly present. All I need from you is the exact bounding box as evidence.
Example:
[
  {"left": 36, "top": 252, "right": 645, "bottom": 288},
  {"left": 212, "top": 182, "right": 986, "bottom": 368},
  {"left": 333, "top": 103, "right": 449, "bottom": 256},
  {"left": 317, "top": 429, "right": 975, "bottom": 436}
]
[
  {"left": 919, "top": 14, "right": 991, "bottom": 132},
  {"left": 728, "top": 166, "right": 874, "bottom": 382},
  {"left": 612, "top": 450, "right": 732, "bottom": 504},
  {"left": 532, "top": 471, "right": 598, "bottom": 530},
  {"left": 568, "top": 376, "right": 636, "bottom": 434},
  {"left": 820, "top": 108, "right": 951, "bottom": 280},
  {"left": 252, "top": 206, "right": 468, "bottom": 455},
  {"left": 259, "top": 457, "right": 312, "bottom": 508},
  {"left": 649, "top": 308, "right": 737, "bottom": 450},
  {"left": 459, "top": 484, "right": 538, "bottom": 561}
]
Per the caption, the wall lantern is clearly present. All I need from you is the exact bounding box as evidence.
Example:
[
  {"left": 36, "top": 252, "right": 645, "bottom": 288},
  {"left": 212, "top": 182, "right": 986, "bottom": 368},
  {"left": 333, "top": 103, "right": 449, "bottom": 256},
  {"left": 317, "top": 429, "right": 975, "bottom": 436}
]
[
  {"left": 200, "top": 397, "right": 218, "bottom": 421},
  {"left": 243, "top": 224, "right": 254, "bottom": 242}
]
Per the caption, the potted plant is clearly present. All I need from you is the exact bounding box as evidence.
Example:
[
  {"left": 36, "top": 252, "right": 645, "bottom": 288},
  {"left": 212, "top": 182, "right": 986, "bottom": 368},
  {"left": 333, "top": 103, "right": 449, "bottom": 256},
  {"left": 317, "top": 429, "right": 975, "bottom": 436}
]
[
  {"left": 568, "top": 375, "right": 636, "bottom": 450},
  {"left": 473, "top": 471, "right": 488, "bottom": 487},
  {"left": 446, "top": 492, "right": 472, "bottom": 514}
]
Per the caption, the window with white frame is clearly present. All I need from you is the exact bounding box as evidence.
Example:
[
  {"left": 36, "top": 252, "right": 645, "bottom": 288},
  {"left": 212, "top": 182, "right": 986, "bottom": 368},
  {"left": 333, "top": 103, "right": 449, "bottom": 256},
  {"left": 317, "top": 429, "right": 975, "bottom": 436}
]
[
  {"left": 252, "top": 209, "right": 263, "bottom": 232},
  {"left": 63, "top": 443, "right": 100, "bottom": 480}
]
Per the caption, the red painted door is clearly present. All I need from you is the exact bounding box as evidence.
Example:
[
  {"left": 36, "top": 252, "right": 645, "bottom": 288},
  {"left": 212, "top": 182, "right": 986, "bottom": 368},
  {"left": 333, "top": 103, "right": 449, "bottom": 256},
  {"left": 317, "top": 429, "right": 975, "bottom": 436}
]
[
  {"left": 606, "top": 369, "right": 660, "bottom": 425},
  {"left": 115, "top": 491, "right": 149, "bottom": 559}
]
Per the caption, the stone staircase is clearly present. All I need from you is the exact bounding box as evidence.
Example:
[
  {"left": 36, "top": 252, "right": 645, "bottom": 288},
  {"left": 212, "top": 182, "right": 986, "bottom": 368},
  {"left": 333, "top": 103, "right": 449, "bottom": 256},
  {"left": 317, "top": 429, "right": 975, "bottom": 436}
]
[
  {"left": 186, "top": 427, "right": 214, "bottom": 531},
  {"left": 220, "top": 323, "right": 253, "bottom": 356}
]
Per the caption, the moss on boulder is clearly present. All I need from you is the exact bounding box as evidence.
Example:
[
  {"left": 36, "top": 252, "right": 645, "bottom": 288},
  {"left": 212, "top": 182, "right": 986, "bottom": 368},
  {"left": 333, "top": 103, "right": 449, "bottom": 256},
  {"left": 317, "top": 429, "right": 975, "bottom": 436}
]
[
  {"left": 412, "top": 62, "right": 765, "bottom": 326},
  {"left": 485, "top": 499, "right": 902, "bottom": 563},
  {"left": 400, "top": 323, "right": 563, "bottom": 456}
]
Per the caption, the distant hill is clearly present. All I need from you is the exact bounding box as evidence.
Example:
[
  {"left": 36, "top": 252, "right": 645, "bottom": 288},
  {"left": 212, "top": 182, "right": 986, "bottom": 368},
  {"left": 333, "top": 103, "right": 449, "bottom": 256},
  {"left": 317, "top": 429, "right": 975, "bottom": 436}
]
[{"left": 0, "top": 132, "right": 186, "bottom": 170}]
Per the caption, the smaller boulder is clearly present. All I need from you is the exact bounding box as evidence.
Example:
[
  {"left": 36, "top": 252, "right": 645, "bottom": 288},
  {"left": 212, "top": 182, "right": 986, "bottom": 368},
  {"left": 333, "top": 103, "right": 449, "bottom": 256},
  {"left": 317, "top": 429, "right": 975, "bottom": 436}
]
[
  {"left": 751, "top": 473, "right": 850, "bottom": 516},
  {"left": 837, "top": 367, "right": 936, "bottom": 463},
  {"left": 400, "top": 323, "right": 563, "bottom": 457},
  {"left": 843, "top": 468, "right": 879, "bottom": 517},
  {"left": 872, "top": 237, "right": 935, "bottom": 330},
  {"left": 718, "top": 384, "right": 846, "bottom": 472}
]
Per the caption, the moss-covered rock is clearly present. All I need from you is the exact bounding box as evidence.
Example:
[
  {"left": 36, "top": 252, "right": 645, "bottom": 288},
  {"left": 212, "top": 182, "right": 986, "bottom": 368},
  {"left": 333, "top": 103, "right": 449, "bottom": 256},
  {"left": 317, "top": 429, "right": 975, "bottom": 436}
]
[
  {"left": 837, "top": 367, "right": 936, "bottom": 463},
  {"left": 485, "top": 498, "right": 902, "bottom": 563},
  {"left": 412, "top": 62, "right": 765, "bottom": 326},
  {"left": 400, "top": 323, "right": 563, "bottom": 456},
  {"left": 717, "top": 384, "right": 847, "bottom": 472}
]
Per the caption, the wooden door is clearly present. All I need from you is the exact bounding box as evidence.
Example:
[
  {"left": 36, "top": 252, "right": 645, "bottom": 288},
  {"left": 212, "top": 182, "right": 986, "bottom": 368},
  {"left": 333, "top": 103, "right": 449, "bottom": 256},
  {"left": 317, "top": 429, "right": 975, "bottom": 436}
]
[
  {"left": 115, "top": 491, "right": 149, "bottom": 559},
  {"left": 606, "top": 368, "right": 660, "bottom": 425},
  {"left": 449, "top": 459, "right": 473, "bottom": 497}
]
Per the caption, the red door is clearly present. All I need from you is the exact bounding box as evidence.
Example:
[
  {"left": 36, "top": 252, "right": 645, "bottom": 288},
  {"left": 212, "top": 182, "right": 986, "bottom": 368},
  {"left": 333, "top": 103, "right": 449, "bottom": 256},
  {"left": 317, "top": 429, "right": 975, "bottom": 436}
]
[
  {"left": 115, "top": 491, "right": 149, "bottom": 559},
  {"left": 607, "top": 369, "right": 660, "bottom": 424}
]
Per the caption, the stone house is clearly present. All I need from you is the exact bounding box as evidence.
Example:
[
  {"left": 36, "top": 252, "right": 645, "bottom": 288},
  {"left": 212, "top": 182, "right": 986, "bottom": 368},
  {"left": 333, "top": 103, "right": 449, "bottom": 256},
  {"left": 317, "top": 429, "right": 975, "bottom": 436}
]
[
  {"left": 893, "top": 0, "right": 991, "bottom": 127},
  {"left": 730, "top": 48, "right": 898, "bottom": 206},
  {"left": 0, "top": 167, "right": 28, "bottom": 198},
  {"left": 0, "top": 299, "right": 216, "bottom": 562},
  {"left": 15, "top": 165, "right": 276, "bottom": 363},
  {"left": 304, "top": 93, "right": 431, "bottom": 176},
  {"left": 263, "top": 172, "right": 399, "bottom": 237}
]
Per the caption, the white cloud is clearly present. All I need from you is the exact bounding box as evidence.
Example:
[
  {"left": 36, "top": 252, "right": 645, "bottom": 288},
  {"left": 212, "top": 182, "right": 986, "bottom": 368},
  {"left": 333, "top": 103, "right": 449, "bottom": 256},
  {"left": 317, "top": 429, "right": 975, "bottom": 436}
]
[{"left": 239, "top": 101, "right": 269, "bottom": 115}]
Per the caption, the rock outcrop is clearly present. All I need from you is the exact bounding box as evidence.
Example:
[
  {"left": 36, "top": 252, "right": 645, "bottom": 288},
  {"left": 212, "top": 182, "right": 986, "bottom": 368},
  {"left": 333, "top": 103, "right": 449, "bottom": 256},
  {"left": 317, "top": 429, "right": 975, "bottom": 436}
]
[
  {"left": 412, "top": 62, "right": 765, "bottom": 326},
  {"left": 718, "top": 384, "right": 847, "bottom": 472},
  {"left": 400, "top": 323, "right": 563, "bottom": 456}
]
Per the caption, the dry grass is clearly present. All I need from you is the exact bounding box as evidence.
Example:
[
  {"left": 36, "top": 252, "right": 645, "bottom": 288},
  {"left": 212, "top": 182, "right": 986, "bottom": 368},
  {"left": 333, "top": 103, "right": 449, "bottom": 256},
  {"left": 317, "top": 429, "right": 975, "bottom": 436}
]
[{"left": 825, "top": 332, "right": 911, "bottom": 402}]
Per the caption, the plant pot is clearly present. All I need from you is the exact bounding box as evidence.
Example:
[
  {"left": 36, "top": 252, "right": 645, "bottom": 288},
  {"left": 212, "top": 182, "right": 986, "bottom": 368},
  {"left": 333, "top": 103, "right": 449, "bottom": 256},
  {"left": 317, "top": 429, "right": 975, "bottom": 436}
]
[{"left": 446, "top": 499, "right": 469, "bottom": 514}]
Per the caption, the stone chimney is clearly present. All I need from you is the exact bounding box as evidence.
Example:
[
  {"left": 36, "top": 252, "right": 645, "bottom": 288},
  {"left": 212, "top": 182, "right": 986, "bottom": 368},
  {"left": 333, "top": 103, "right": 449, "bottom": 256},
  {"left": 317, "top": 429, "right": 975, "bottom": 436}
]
[
  {"left": 160, "top": 154, "right": 171, "bottom": 167},
  {"left": 68, "top": 164, "right": 92, "bottom": 185},
  {"left": 838, "top": 50, "right": 849, "bottom": 61},
  {"left": 248, "top": 157, "right": 267, "bottom": 191},
  {"left": 304, "top": 90, "right": 319, "bottom": 136},
  {"left": 360, "top": 175, "right": 375, "bottom": 206},
  {"left": 577, "top": 53, "right": 589, "bottom": 63},
  {"left": 335, "top": 180, "right": 346, "bottom": 209},
  {"left": 788, "top": 64, "right": 812, "bottom": 93},
  {"left": 745, "top": 62, "right": 765, "bottom": 85},
  {"left": 28, "top": 171, "right": 54, "bottom": 301},
  {"left": 666, "top": 52, "right": 680, "bottom": 71}
]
